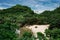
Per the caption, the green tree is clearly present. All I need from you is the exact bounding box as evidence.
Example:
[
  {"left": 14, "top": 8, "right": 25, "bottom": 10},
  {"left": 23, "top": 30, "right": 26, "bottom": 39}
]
[
  {"left": 37, "top": 32, "right": 47, "bottom": 40},
  {"left": 45, "top": 29, "right": 60, "bottom": 40},
  {"left": 0, "top": 21, "right": 18, "bottom": 40},
  {"left": 19, "top": 31, "right": 35, "bottom": 40}
]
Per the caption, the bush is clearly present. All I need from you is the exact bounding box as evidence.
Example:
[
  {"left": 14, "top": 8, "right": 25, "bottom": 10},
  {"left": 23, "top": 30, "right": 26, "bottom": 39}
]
[
  {"left": 37, "top": 32, "right": 47, "bottom": 40},
  {"left": 19, "top": 27, "right": 35, "bottom": 40},
  {"left": 0, "top": 22, "right": 18, "bottom": 40},
  {"left": 45, "top": 29, "right": 60, "bottom": 40}
]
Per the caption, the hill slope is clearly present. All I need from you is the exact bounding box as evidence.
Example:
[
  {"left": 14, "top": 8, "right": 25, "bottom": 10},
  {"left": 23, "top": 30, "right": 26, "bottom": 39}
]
[
  {"left": 39, "top": 7, "right": 60, "bottom": 29},
  {"left": 0, "top": 4, "right": 35, "bottom": 27}
]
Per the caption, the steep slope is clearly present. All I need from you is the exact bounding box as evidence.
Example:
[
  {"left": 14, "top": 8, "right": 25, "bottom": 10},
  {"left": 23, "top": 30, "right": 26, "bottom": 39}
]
[
  {"left": 0, "top": 4, "right": 35, "bottom": 27},
  {"left": 0, "top": 4, "right": 36, "bottom": 40},
  {"left": 39, "top": 7, "right": 60, "bottom": 29}
]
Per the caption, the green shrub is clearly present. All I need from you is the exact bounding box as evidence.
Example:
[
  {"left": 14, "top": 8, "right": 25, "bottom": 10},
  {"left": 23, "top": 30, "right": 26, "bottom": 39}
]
[
  {"left": 0, "top": 22, "right": 18, "bottom": 40},
  {"left": 45, "top": 29, "right": 60, "bottom": 40},
  {"left": 37, "top": 32, "right": 47, "bottom": 40}
]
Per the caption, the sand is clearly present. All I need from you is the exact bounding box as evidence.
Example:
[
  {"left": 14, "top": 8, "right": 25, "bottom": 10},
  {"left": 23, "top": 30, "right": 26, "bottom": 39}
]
[{"left": 26, "top": 25, "right": 49, "bottom": 37}]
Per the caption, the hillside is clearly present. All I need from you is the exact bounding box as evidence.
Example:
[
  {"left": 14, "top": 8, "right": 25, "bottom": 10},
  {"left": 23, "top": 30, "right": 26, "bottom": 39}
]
[
  {"left": 0, "top": 4, "right": 35, "bottom": 27},
  {"left": 0, "top": 5, "right": 60, "bottom": 29},
  {"left": 0, "top": 4, "right": 60, "bottom": 40},
  {"left": 39, "top": 7, "right": 60, "bottom": 29},
  {"left": 0, "top": 4, "right": 36, "bottom": 40}
]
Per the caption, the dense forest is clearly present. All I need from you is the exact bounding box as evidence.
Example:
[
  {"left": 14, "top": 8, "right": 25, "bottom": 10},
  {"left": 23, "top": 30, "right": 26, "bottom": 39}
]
[{"left": 0, "top": 4, "right": 60, "bottom": 40}]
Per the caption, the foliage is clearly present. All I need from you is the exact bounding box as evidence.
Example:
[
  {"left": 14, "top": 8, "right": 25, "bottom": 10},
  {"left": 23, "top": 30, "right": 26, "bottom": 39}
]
[
  {"left": 19, "top": 29, "right": 35, "bottom": 40},
  {"left": 49, "top": 19, "right": 60, "bottom": 29},
  {"left": 37, "top": 32, "right": 47, "bottom": 40},
  {"left": 0, "top": 4, "right": 60, "bottom": 40},
  {"left": 0, "top": 21, "right": 18, "bottom": 40},
  {"left": 39, "top": 7, "right": 60, "bottom": 29},
  {"left": 45, "top": 29, "right": 60, "bottom": 40}
]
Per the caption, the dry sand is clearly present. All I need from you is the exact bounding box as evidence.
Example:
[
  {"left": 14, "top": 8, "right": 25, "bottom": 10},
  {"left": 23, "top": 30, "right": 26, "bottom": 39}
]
[{"left": 26, "top": 25, "right": 49, "bottom": 37}]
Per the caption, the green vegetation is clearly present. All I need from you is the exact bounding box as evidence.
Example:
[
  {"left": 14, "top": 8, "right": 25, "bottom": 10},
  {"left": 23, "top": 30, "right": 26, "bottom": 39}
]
[
  {"left": 19, "top": 27, "right": 36, "bottom": 40},
  {"left": 0, "top": 4, "right": 60, "bottom": 40},
  {"left": 0, "top": 4, "right": 35, "bottom": 40},
  {"left": 19, "top": 31, "right": 35, "bottom": 40},
  {"left": 45, "top": 29, "right": 60, "bottom": 40},
  {"left": 37, "top": 32, "right": 47, "bottom": 40},
  {"left": 0, "top": 21, "right": 18, "bottom": 40},
  {"left": 39, "top": 7, "right": 60, "bottom": 29}
]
